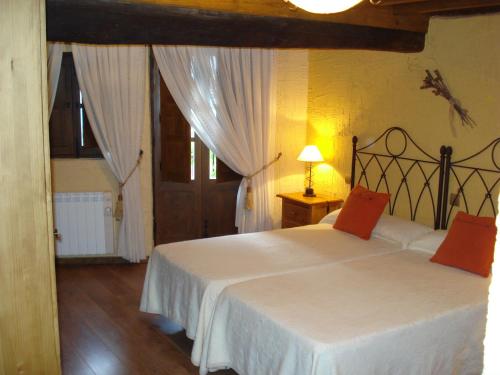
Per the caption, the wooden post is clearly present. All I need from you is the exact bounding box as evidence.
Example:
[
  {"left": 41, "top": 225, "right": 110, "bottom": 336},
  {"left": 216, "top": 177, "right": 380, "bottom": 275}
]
[{"left": 0, "top": 1, "right": 61, "bottom": 374}]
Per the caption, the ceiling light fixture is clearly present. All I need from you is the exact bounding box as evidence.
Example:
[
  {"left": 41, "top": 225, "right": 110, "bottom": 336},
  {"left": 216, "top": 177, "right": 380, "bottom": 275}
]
[{"left": 284, "top": 0, "right": 367, "bottom": 14}]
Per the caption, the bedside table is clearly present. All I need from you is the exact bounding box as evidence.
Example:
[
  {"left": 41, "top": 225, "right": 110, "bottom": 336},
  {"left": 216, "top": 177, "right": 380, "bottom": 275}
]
[{"left": 277, "top": 193, "right": 343, "bottom": 229}]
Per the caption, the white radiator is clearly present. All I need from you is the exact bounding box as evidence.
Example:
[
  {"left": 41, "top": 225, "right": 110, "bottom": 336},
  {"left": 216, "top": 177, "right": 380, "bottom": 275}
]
[{"left": 53, "top": 192, "right": 114, "bottom": 256}]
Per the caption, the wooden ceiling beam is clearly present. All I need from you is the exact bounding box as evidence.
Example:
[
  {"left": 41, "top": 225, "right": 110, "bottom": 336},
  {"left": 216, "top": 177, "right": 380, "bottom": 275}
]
[
  {"left": 46, "top": 1, "right": 426, "bottom": 52},
  {"left": 428, "top": 5, "right": 500, "bottom": 16},
  {"left": 372, "top": 0, "right": 427, "bottom": 6},
  {"left": 129, "top": 0, "right": 428, "bottom": 32},
  {"left": 392, "top": 0, "right": 500, "bottom": 14}
]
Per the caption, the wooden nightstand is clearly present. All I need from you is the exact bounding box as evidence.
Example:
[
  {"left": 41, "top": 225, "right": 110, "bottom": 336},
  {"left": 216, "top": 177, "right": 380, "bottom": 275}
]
[{"left": 277, "top": 193, "right": 343, "bottom": 229}]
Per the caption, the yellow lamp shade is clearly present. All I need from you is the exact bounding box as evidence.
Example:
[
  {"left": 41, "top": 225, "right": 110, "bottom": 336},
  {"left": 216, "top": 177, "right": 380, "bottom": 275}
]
[
  {"left": 286, "top": 0, "right": 363, "bottom": 14},
  {"left": 297, "top": 145, "right": 324, "bottom": 162}
]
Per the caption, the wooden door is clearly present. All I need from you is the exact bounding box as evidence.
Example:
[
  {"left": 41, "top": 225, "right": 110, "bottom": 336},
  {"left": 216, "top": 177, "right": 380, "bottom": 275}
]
[
  {"left": 152, "top": 64, "right": 241, "bottom": 245},
  {"left": 201, "top": 147, "right": 241, "bottom": 237},
  {"left": 153, "top": 69, "right": 202, "bottom": 244}
]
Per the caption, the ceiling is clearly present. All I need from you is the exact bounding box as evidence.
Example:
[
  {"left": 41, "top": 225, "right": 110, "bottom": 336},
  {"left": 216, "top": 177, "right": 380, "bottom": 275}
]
[{"left": 46, "top": 0, "right": 500, "bottom": 52}]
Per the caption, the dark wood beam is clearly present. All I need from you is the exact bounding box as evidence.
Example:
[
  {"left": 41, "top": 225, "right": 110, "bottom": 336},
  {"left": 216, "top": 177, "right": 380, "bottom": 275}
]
[
  {"left": 426, "top": 5, "right": 500, "bottom": 17},
  {"left": 392, "top": 0, "right": 500, "bottom": 14},
  {"left": 46, "top": 0, "right": 426, "bottom": 52},
  {"left": 373, "top": 0, "right": 427, "bottom": 6},
  {"left": 126, "top": 0, "right": 428, "bottom": 32}
]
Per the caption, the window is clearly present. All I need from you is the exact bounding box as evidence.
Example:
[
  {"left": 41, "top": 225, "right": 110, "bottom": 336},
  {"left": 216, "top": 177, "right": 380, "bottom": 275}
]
[
  {"left": 209, "top": 150, "right": 217, "bottom": 180},
  {"left": 49, "top": 52, "right": 102, "bottom": 158},
  {"left": 160, "top": 78, "right": 241, "bottom": 184},
  {"left": 188, "top": 128, "right": 218, "bottom": 181},
  {"left": 191, "top": 127, "right": 196, "bottom": 181}
]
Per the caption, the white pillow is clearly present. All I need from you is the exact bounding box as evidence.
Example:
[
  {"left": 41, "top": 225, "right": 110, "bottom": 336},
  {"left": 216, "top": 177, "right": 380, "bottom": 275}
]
[
  {"left": 406, "top": 230, "right": 448, "bottom": 255},
  {"left": 320, "top": 209, "right": 433, "bottom": 248},
  {"left": 319, "top": 209, "right": 341, "bottom": 225},
  {"left": 372, "top": 214, "right": 434, "bottom": 248}
]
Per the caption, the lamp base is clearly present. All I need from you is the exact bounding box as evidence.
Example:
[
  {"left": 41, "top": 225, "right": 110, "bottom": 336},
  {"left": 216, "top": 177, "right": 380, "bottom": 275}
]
[{"left": 303, "top": 187, "right": 316, "bottom": 197}]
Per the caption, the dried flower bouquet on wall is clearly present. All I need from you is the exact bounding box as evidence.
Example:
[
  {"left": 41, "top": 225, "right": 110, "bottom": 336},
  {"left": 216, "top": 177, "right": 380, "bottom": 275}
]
[{"left": 420, "top": 69, "right": 476, "bottom": 136}]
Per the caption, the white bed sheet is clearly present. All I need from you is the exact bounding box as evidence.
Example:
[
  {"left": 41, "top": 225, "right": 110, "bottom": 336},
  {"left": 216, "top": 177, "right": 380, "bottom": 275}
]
[
  {"left": 202, "top": 251, "right": 490, "bottom": 375},
  {"left": 140, "top": 224, "right": 403, "bottom": 364}
]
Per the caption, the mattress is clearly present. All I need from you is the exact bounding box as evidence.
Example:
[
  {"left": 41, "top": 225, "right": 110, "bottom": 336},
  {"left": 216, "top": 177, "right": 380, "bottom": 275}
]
[
  {"left": 201, "top": 250, "right": 490, "bottom": 375},
  {"left": 140, "top": 224, "right": 403, "bottom": 364}
]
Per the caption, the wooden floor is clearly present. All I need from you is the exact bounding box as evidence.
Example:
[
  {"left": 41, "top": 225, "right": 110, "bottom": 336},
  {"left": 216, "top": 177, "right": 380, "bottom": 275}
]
[{"left": 56, "top": 263, "right": 237, "bottom": 375}]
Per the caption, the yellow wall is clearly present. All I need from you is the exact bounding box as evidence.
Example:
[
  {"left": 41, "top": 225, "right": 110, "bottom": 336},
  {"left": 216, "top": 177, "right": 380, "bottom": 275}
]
[
  {"left": 308, "top": 14, "right": 500, "bottom": 226},
  {"left": 51, "top": 65, "right": 154, "bottom": 256},
  {"left": 273, "top": 50, "right": 310, "bottom": 227}
]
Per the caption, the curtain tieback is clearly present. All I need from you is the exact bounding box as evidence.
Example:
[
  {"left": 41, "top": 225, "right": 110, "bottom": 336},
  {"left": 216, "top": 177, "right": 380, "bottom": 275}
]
[
  {"left": 114, "top": 150, "right": 144, "bottom": 221},
  {"left": 244, "top": 152, "right": 282, "bottom": 210}
]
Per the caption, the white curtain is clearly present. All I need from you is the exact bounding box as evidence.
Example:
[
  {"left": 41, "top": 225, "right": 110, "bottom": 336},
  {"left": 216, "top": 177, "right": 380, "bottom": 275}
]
[
  {"left": 47, "top": 42, "right": 65, "bottom": 114},
  {"left": 153, "top": 46, "right": 277, "bottom": 233},
  {"left": 72, "top": 44, "right": 148, "bottom": 262}
]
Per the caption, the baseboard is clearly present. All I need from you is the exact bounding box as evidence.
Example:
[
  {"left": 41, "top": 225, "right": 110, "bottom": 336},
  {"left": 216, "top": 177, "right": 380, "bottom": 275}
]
[{"left": 56, "top": 256, "right": 149, "bottom": 266}]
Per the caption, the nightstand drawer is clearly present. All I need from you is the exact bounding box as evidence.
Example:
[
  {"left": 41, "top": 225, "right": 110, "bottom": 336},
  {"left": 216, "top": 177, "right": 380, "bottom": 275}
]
[
  {"left": 277, "top": 193, "right": 343, "bottom": 229},
  {"left": 282, "top": 218, "right": 307, "bottom": 229},
  {"left": 283, "top": 201, "right": 310, "bottom": 224}
]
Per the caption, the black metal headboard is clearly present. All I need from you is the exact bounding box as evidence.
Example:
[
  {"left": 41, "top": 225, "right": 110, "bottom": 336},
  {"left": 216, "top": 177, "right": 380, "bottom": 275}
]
[
  {"left": 441, "top": 138, "right": 500, "bottom": 228},
  {"left": 351, "top": 127, "right": 446, "bottom": 229}
]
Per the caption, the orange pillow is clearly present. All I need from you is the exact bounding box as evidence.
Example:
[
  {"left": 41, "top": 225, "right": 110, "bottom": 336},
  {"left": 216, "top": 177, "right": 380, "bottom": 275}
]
[
  {"left": 334, "top": 185, "right": 390, "bottom": 240},
  {"left": 431, "top": 211, "right": 497, "bottom": 277}
]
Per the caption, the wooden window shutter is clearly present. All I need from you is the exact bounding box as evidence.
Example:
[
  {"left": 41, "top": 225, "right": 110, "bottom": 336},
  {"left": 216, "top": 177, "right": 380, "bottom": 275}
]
[
  {"left": 160, "top": 79, "right": 191, "bottom": 183},
  {"left": 49, "top": 53, "right": 77, "bottom": 158},
  {"left": 77, "top": 101, "right": 102, "bottom": 158},
  {"left": 216, "top": 158, "right": 242, "bottom": 183},
  {"left": 49, "top": 52, "right": 102, "bottom": 159}
]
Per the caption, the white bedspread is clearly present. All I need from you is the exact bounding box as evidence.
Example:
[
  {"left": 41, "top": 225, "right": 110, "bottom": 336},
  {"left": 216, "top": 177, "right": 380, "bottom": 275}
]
[
  {"left": 140, "top": 224, "right": 402, "bottom": 365},
  {"left": 202, "top": 251, "right": 490, "bottom": 375}
]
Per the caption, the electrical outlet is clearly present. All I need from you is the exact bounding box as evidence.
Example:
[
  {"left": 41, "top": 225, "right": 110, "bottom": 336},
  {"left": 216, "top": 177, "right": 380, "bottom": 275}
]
[
  {"left": 345, "top": 176, "right": 351, "bottom": 184},
  {"left": 450, "top": 193, "right": 460, "bottom": 207}
]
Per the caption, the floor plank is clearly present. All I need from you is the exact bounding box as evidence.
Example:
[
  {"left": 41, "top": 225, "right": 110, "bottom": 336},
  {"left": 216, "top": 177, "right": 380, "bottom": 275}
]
[{"left": 56, "top": 264, "right": 237, "bottom": 375}]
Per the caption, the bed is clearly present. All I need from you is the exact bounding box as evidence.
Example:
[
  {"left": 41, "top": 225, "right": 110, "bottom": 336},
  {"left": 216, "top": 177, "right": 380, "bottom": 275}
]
[
  {"left": 140, "top": 224, "right": 407, "bottom": 360},
  {"left": 141, "top": 127, "right": 498, "bottom": 375},
  {"left": 193, "top": 130, "right": 499, "bottom": 375},
  {"left": 200, "top": 251, "right": 490, "bottom": 375}
]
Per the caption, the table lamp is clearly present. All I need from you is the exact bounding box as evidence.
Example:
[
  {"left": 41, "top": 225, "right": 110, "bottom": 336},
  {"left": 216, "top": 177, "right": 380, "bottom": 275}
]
[{"left": 297, "top": 145, "right": 324, "bottom": 197}]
